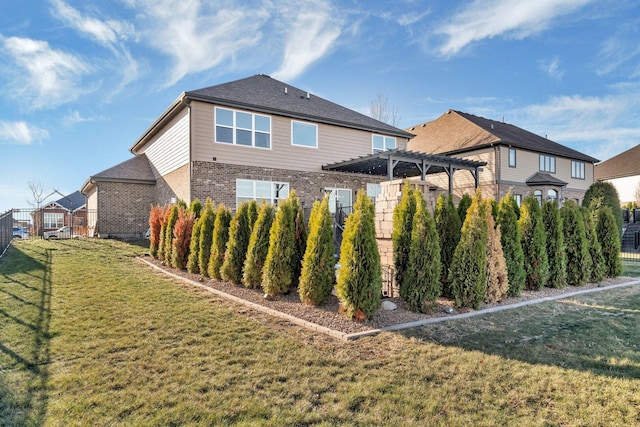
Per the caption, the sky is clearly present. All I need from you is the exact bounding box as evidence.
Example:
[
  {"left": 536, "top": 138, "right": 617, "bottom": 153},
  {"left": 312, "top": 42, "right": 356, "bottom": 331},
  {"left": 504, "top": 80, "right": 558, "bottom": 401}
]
[{"left": 1, "top": 0, "right": 640, "bottom": 212}]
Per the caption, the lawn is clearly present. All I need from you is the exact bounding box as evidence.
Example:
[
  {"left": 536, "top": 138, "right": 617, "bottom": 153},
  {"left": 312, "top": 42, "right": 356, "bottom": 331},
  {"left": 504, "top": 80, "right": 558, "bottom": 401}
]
[{"left": 1, "top": 239, "right": 639, "bottom": 426}]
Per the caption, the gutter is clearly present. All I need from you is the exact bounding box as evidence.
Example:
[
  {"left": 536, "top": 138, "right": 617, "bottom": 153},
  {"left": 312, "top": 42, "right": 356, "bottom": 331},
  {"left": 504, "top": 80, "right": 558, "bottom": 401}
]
[{"left": 129, "top": 92, "right": 188, "bottom": 154}]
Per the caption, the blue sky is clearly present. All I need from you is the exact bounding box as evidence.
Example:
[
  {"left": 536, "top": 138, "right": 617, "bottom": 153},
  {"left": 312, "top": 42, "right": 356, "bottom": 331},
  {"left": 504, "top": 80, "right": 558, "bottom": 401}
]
[{"left": 1, "top": 0, "right": 639, "bottom": 212}]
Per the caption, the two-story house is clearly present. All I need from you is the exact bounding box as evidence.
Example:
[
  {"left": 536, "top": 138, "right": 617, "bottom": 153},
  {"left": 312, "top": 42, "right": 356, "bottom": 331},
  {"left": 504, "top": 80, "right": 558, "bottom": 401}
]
[
  {"left": 406, "top": 110, "right": 599, "bottom": 206},
  {"left": 81, "top": 74, "right": 417, "bottom": 237}
]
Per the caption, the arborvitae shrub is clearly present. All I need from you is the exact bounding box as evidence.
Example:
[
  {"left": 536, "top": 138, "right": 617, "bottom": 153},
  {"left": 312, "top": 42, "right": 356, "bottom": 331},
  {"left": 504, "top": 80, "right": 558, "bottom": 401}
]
[
  {"left": 583, "top": 181, "right": 623, "bottom": 234},
  {"left": 177, "top": 199, "right": 188, "bottom": 210},
  {"left": 518, "top": 196, "right": 548, "bottom": 290},
  {"left": 581, "top": 207, "right": 605, "bottom": 283},
  {"left": 247, "top": 200, "right": 259, "bottom": 230},
  {"left": 457, "top": 193, "right": 472, "bottom": 225},
  {"left": 242, "top": 203, "right": 276, "bottom": 289},
  {"left": 497, "top": 193, "right": 525, "bottom": 296},
  {"left": 449, "top": 190, "right": 488, "bottom": 309},
  {"left": 485, "top": 211, "right": 509, "bottom": 303},
  {"left": 434, "top": 193, "right": 461, "bottom": 297},
  {"left": 262, "top": 196, "right": 296, "bottom": 297},
  {"left": 299, "top": 197, "right": 335, "bottom": 305},
  {"left": 162, "top": 205, "right": 179, "bottom": 262},
  {"left": 291, "top": 194, "right": 307, "bottom": 288},
  {"left": 402, "top": 191, "right": 441, "bottom": 312},
  {"left": 221, "top": 203, "right": 252, "bottom": 285},
  {"left": 208, "top": 204, "right": 232, "bottom": 280},
  {"left": 542, "top": 201, "right": 567, "bottom": 288},
  {"left": 336, "top": 191, "right": 381, "bottom": 320},
  {"left": 392, "top": 181, "right": 416, "bottom": 289},
  {"left": 561, "top": 200, "right": 590, "bottom": 286},
  {"left": 149, "top": 204, "right": 167, "bottom": 259},
  {"left": 196, "top": 201, "right": 216, "bottom": 276},
  {"left": 171, "top": 209, "right": 195, "bottom": 270},
  {"left": 596, "top": 206, "right": 623, "bottom": 277},
  {"left": 186, "top": 216, "right": 203, "bottom": 274},
  {"left": 189, "top": 199, "right": 203, "bottom": 219}
]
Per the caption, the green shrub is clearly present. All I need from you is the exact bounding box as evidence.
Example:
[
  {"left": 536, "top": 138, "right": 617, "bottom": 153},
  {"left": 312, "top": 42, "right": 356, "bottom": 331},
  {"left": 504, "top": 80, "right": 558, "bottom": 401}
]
[
  {"left": 291, "top": 194, "right": 307, "bottom": 288},
  {"left": 518, "top": 196, "right": 548, "bottom": 290},
  {"left": 542, "top": 201, "right": 566, "bottom": 288},
  {"left": 496, "top": 193, "right": 525, "bottom": 296},
  {"left": 171, "top": 208, "right": 195, "bottom": 270},
  {"left": 247, "top": 200, "right": 259, "bottom": 230},
  {"left": 596, "top": 206, "right": 623, "bottom": 277},
  {"left": 299, "top": 197, "right": 335, "bottom": 305},
  {"left": 401, "top": 191, "right": 441, "bottom": 312},
  {"left": 581, "top": 207, "right": 605, "bottom": 283},
  {"left": 242, "top": 203, "right": 276, "bottom": 289},
  {"left": 561, "top": 201, "right": 590, "bottom": 286},
  {"left": 208, "top": 204, "right": 232, "bottom": 280},
  {"left": 449, "top": 190, "right": 488, "bottom": 309},
  {"left": 162, "top": 205, "right": 179, "bottom": 262},
  {"left": 221, "top": 203, "right": 252, "bottom": 285},
  {"left": 457, "top": 193, "right": 472, "bottom": 224},
  {"left": 434, "top": 193, "right": 461, "bottom": 298},
  {"left": 196, "top": 201, "right": 216, "bottom": 276},
  {"left": 187, "top": 199, "right": 213, "bottom": 274},
  {"left": 485, "top": 210, "right": 509, "bottom": 303},
  {"left": 392, "top": 181, "right": 417, "bottom": 289},
  {"left": 336, "top": 191, "right": 381, "bottom": 320},
  {"left": 583, "top": 181, "right": 622, "bottom": 234},
  {"left": 189, "top": 199, "right": 203, "bottom": 219},
  {"left": 262, "top": 195, "right": 297, "bottom": 297}
]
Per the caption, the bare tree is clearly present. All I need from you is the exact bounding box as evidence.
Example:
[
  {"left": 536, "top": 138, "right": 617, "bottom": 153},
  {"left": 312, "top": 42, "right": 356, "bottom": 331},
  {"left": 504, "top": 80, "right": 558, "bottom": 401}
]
[
  {"left": 27, "top": 181, "right": 47, "bottom": 208},
  {"left": 369, "top": 91, "right": 401, "bottom": 127}
]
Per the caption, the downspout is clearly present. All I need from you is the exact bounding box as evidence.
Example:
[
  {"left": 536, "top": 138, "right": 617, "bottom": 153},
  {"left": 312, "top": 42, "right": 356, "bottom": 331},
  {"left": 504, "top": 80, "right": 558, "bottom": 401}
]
[
  {"left": 187, "top": 100, "right": 193, "bottom": 204},
  {"left": 494, "top": 144, "right": 500, "bottom": 200}
]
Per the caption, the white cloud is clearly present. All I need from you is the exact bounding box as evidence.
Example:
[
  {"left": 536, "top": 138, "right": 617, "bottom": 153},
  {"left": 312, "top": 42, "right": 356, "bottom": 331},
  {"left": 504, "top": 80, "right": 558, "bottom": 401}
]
[
  {"left": 0, "top": 36, "right": 93, "bottom": 109},
  {"left": 126, "top": 0, "right": 269, "bottom": 87},
  {"left": 64, "top": 110, "right": 105, "bottom": 126},
  {"left": 398, "top": 10, "right": 430, "bottom": 27},
  {"left": 435, "top": 0, "right": 594, "bottom": 56},
  {"left": 0, "top": 121, "right": 49, "bottom": 144},
  {"left": 597, "top": 26, "right": 640, "bottom": 77},
  {"left": 272, "top": 2, "right": 342, "bottom": 81},
  {"left": 538, "top": 56, "right": 564, "bottom": 80}
]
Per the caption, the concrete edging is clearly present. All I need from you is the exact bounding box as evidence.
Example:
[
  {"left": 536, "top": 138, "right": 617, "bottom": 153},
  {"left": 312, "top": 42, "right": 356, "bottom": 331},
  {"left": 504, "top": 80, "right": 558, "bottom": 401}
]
[{"left": 139, "top": 256, "right": 640, "bottom": 342}]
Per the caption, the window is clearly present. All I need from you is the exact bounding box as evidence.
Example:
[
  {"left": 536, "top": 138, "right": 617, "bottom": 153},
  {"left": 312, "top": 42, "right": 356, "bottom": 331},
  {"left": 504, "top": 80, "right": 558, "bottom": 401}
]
[
  {"left": 547, "top": 189, "right": 558, "bottom": 202},
  {"left": 533, "top": 190, "right": 543, "bottom": 206},
  {"left": 325, "top": 188, "right": 352, "bottom": 215},
  {"left": 539, "top": 154, "right": 556, "bottom": 173},
  {"left": 291, "top": 121, "right": 318, "bottom": 148},
  {"left": 215, "top": 107, "right": 271, "bottom": 148},
  {"left": 372, "top": 135, "right": 396, "bottom": 154},
  {"left": 236, "top": 179, "right": 289, "bottom": 206},
  {"left": 366, "top": 183, "right": 382, "bottom": 203},
  {"left": 509, "top": 148, "right": 516, "bottom": 167},
  {"left": 44, "top": 212, "right": 64, "bottom": 229},
  {"left": 513, "top": 194, "right": 522, "bottom": 208},
  {"left": 571, "top": 160, "right": 585, "bottom": 179}
]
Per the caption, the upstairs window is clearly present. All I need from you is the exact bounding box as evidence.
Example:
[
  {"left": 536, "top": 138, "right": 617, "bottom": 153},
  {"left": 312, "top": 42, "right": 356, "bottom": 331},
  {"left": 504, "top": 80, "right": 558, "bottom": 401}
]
[
  {"left": 539, "top": 154, "right": 556, "bottom": 173},
  {"left": 572, "top": 160, "right": 585, "bottom": 179},
  {"left": 291, "top": 121, "right": 318, "bottom": 148},
  {"left": 372, "top": 135, "right": 396, "bottom": 154},
  {"left": 509, "top": 148, "right": 516, "bottom": 167},
  {"left": 215, "top": 107, "right": 271, "bottom": 149}
]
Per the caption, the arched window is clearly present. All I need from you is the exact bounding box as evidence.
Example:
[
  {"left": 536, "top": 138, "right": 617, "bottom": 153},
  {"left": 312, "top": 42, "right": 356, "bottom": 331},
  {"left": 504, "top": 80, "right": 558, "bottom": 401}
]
[
  {"left": 533, "top": 190, "right": 543, "bottom": 206},
  {"left": 547, "top": 189, "right": 558, "bottom": 202}
]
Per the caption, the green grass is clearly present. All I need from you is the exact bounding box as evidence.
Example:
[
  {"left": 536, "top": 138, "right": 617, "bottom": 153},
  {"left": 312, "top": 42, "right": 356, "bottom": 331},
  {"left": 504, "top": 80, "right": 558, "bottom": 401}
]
[
  {"left": 1, "top": 239, "right": 639, "bottom": 426},
  {"left": 622, "top": 258, "right": 640, "bottom": 277}
]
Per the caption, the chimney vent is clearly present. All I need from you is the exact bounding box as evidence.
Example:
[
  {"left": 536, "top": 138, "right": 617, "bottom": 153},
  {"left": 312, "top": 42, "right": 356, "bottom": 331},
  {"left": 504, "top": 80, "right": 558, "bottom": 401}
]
[{"left": 284, "top": 87, "right": 288, "bottom": 94}]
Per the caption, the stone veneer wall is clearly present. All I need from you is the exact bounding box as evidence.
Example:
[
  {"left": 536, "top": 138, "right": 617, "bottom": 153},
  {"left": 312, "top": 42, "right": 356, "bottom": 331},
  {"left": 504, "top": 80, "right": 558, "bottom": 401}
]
[
  {"left": 191, "top": 161, "right": 386, "bottom": 210},
  {"left": 156, "top": 164, "right": 190, "bottom": 205},
  {"left": 96, "top": 181, "right": 155, "bottom": 238}
]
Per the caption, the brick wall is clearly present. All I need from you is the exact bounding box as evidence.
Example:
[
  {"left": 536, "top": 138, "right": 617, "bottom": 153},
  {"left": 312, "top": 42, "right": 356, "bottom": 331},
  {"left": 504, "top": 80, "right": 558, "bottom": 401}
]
[
  {"left": 191, "top": 161, "right": 385, "bottom": 210},
  {"left": 96, "top": 181, "right": 155, "bottom": 237}
]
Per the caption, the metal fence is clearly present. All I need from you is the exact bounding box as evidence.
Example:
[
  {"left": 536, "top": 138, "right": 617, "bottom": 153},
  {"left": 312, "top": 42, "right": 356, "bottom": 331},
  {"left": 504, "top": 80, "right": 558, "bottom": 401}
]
[
  {"left": 0, "top": 210, "right": 12, "bottom": 256},
  {"left": 9, "top": 208, "right": 97, "bottom": 239},
  {"left": 621, "top": 208, "right": 640, "bottom": 262}
]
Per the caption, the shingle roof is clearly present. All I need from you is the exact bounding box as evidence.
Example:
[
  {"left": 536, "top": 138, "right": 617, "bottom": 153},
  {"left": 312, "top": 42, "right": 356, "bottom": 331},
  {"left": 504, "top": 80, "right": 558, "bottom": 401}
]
[
  {"left": 525, "top": 172, "right": 567, "bottom": 187},
  {"left": 595, "top": 143, "right": 640, "bottom": 180},
  {"left": 407, "top": 110, "right": 599, "bottom": 163},
  {"left": 89, "top": 154, "right": 156, "bottom": 184},
  {"left": 186, "top": 74, "right": 414, "bottom": 139},
  {"left": 55, "top": 191, "right": 86, "bottom": 211}
]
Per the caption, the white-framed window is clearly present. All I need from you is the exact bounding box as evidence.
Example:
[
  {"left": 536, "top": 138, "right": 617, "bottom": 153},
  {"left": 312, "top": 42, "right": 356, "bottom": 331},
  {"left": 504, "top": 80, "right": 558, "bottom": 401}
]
[
  {"left": 366, "top": 183, "right": 382, "bottom": 203},
  {"left": 571, "top": 160, "right": 585, "bottom": 179},
  {"left": 547, "top": 189, "right": 558, "bottom": 202},
  {"left": 291, "top": 121, "right": 318, "bottom": 148},
  {"left": 539, "top": 154, "right": 556, "bottom": 173},
  {"left": 236, "top": 179, "right": 289, "bottom": 207},
  {"left": 325, "top": 188, "right": 352, "bottom": 214},
  {"left": 533, "top": 190, "right": 543, "bottom": 206},
  {"left": 44, "top": 212, "right": 64, "bottom": 229},
  {"left": 372, "top": 135, "right": 396, "bottom": 154},
  {"left": 509, "top": 148, "right": 516, "bottom": 167},
  {"left": 215, "top": 107, "right": 271, "bottom": 149},
  {"left": 513, "top": 194, "right": 522, "bottom": 208}
]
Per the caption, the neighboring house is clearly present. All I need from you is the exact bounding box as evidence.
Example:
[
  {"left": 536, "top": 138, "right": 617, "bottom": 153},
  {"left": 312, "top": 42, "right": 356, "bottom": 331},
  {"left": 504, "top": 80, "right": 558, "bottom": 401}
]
[
  {"left": 82, "top": 74, "right": 415, "bottom": 237},
  {"left": 32, "top": 191, "right": 87, "bottom": 236},
  {"left": 406, "top": 110, "right": 599, "bottom": 205},
  {"left": 594, "top": 143, "right": 640, "bottom": 205}
]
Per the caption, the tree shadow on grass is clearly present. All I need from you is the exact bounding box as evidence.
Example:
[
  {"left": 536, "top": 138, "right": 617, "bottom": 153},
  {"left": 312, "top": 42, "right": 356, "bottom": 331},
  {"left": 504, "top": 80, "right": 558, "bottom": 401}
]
[
  {"left": 400, "top": 289, "right": 640, "bottom": 380},
  {"left": 0, "top": 245, "right": 52, "bottom": 426}
]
